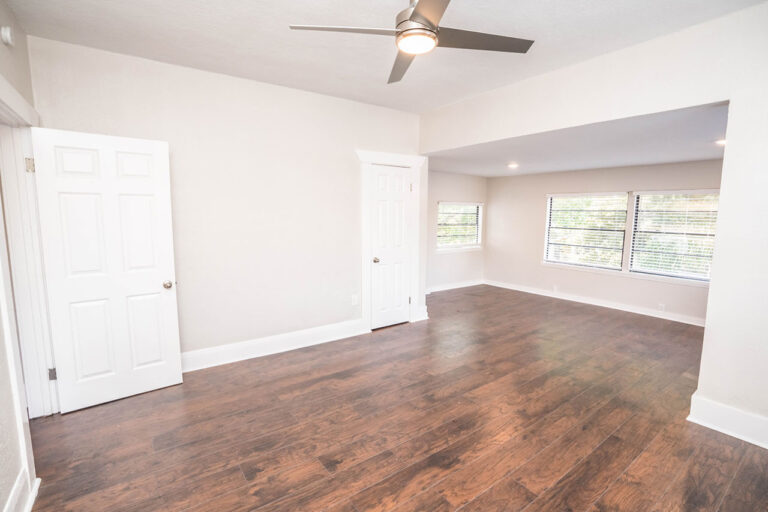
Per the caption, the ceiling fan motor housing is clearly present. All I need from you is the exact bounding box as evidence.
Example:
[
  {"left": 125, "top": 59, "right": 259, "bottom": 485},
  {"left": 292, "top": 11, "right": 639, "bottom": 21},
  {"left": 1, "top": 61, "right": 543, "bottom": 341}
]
[{"left": 396, "top": 4, "right": 437, "bottom": 33}]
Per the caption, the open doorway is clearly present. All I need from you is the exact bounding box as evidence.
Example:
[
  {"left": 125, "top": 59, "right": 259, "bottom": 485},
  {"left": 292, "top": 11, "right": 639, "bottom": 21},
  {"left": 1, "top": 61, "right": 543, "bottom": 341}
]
[{"left": 424, "top": 102, "right": 727, "bottom": 329}]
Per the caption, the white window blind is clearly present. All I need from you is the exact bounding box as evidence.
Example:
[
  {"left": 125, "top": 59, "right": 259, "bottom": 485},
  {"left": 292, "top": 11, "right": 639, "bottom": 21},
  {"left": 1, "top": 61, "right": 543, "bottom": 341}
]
[
  {"left": 545, "top": 194, "right": 628, "bottom": 270},
  {"left": 437, "top": 202, "right": 482, "bottom": 248},
  {"left": 630, "top": 192, "right": 719, "bottom": 281}
]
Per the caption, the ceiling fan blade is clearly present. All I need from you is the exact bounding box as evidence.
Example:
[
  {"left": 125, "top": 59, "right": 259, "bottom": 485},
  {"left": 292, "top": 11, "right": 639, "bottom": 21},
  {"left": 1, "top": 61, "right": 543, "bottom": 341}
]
[
  {"left": 289, "top": 25, "right": 397, "bottom": 36},
  {"left": 437, "top": 27, "right": 534, "bottom": 53},
  {"left": 388, "top": 51, "right": 415, "bottom": 84},
  {"left": 410, "top": 0, "right": 452, "bottom": 28}
]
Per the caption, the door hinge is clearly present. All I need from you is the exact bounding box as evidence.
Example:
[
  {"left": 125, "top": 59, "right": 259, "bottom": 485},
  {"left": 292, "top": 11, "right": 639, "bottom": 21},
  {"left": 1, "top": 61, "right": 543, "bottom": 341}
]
[
  {"left": 48, "top": 368, "right": 57, "bottom": 381},
  {"left": 408, "top": 296, "right": 412, "bottom": 304},
  {"left": 25, "top": 157, "right": 35, "bottom": 173},
  {"left": 410, "top": 183, "right": 413, "bottom": 192}
]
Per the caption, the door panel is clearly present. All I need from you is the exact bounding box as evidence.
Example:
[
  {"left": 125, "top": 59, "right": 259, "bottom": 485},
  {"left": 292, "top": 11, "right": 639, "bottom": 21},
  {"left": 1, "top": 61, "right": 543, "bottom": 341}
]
[
  {"left": 119, "top": 194, "right": 156, "bottom": 270},
  {"left": 70, "top": 299, "right": 114, "bottom": 380},
  {"left": 59, "top": 193, "right": 105, "bottom": 275},
  {"left": 126, "top": 293, "right": 163, "bottom": 368},
  {"left": 371, "top": 165, "right": 411, "bottom": 329},
  {"left": 33, "top": 127, "right": 182, "bottom": 413}
]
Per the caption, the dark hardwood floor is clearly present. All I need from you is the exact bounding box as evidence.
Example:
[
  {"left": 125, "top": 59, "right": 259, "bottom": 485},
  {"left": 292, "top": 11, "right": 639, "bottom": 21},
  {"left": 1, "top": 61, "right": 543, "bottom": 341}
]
[{"left": 30, "top": 285, "right": 768, "bottom": 511}]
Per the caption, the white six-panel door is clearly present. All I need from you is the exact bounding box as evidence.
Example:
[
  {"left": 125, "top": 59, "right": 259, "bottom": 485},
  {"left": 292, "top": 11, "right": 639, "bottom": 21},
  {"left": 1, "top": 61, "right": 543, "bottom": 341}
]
[
  {"left": 32, "top": 128, "right": 182, "bottom": 413},
  {"left": 370, "top": 165, "right": 411, "bottom": 329}
]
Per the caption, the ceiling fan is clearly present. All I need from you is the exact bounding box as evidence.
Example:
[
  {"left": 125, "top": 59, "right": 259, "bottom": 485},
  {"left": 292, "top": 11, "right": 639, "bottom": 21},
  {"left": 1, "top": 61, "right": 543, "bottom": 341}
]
[{"left": 289, "top": 0, "right": 534, "bottom": 83}]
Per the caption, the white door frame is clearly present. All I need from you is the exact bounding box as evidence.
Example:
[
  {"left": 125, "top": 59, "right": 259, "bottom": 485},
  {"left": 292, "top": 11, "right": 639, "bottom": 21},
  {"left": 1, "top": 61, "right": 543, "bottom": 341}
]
[
  {"left": 0, "top": 162, "right": 40, "bottom": 509},
  {"left": 0, "top": 72, "right": 41, "bottom": 508},
  {"left": 0, "top": 73, "right": 58, "bottom": 418},
  {"left": 0, "top": 126, "right": 59, "bottom": 417},
  {"left": 357, "top": 150, "right": 428, "bottom": 330}
]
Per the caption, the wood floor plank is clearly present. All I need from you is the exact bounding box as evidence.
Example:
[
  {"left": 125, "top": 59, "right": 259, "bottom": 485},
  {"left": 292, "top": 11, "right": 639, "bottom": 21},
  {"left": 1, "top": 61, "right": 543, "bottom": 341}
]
[
  {"left": 648, "top": 427, "right": 746, "bottom": 512},
  {"left": 458, "top": 475, "right": 537, "bottom": 512},
  {"left": 511, "top": 395, "right": 636, "bottom": 494},
  {"left": 716, "top": 444, "right": 768, "bottom": 511},
  {"left": 28, "top": 285, "right": 766, "bottom": 512},
  {"left": 590, "top": 419, "right": 694, "bottom": 512},
  {"left": 392, "top": 358, "right": 682, "bottom": 511}
]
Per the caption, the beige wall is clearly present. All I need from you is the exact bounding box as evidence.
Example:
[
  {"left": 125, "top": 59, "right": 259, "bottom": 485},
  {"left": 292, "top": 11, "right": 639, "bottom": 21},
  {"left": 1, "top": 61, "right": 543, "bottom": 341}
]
[
  {"left": 427, "top": 171, "right": 487, "bottom": 291},
  {"left": 28, "top": 37, "right": 420, "bottom": 353},
  {"left": 0, "top": 343, "right": 21, "bottom": 508},
  {"left": 0, "top": 0, "right": 32, "bottom": 103},
  {"left": 485, "top": 160, "right": 722, "bottom": 324},
  {"left": 419, "top": 2, "right": 768, "bottom": 442}
]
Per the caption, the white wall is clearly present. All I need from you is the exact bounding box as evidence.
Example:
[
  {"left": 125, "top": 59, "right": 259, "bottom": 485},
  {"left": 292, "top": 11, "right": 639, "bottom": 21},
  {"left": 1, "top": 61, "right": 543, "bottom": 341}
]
[
  {"left": 419, "top": 2, "right": 768, "bottom": 447},
  {"left": 427, "top": 171, "right": 487, "bottom": 292},
  {"left": 28, "top": 37, "right": 420, "bottom": 354},
  {"left": 484, "top": 160, "right": 722, "bottom": 325}
]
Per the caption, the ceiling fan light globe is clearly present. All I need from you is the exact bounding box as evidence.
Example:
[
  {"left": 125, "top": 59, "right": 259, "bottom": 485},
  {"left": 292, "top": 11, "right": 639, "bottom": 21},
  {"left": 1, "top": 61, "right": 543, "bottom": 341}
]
[{"left": 396, "top": 29, "right": 437, "bottom": 55}]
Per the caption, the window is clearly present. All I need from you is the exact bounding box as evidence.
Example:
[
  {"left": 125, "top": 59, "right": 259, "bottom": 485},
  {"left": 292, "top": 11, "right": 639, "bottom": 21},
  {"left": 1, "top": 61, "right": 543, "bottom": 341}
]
[
  {"left": 630, "top": 192, "right": 719, "bottom": 281},
  {"left": 437, "top": 202, "right": 482, "bottom": 249},
  {"left": 545, "top": 194, "right": 628, "bottom": 270}
]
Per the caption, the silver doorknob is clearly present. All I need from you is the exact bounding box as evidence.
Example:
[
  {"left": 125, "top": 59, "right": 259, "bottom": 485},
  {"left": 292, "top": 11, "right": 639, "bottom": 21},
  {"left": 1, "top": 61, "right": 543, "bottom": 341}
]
[
  {"left": 373, "top": 257, "right": 380, "bottom": 263},
  {"left": 163, "top": 280, "right": 173, "bottom": 289}
]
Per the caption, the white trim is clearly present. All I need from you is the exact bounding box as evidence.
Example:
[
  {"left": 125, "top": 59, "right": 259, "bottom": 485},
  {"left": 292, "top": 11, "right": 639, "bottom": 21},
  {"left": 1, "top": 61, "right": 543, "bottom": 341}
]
[
  {"left": 427, "top": 279, "right": 485, "bottom": 294},
  {"left": 0, "top": 126, "right": 59, "bottom": 417},
  {"left": 545, "top": 191, "right": 628, "bottom": 198},
  {"left": 0, "top": 73, "right": 38, "bottom": 127},
  {"left": 542, "top": 189, "right": 715, "bottom": 286},
  {"left": 628, "top": 189, "right": 718, "bottom": 283},
  {"left": 484, "top": 279, "right": 706, "bottom": 326},
  {"left": 4, "top": 469, "right": 40, "bottom": 512},
  {"left": 4, "top": 469, "right": 25, "bottom": 512},
  {"left": 411, "top": 305, "right": 429, "bottom": 322},
  {"left": 543, "top": 192, "right": 629, "bottom": 272},
  {"left": 22, "top": 478, "right": 40, "bottom": 512},
  {"left": 182, "top": 318, "right": 371, "bottom": 372},
  {"left": 540, "top": 261, "right": 710, "bottom": 288},
  {"left": 437, "top": 201, "right": 485, "bottom": 206},
  {"left": 356, "top": 150, "right": 425, "bottom": 168},
  {"left": 0, "top": 151, "right": 39, "bottom": 511},
  {"left": 436, "top": 246, "right": 482, "bottom": 254},
  {"left": 688, "top": 392, "right": 768, "bottom": 450},
  {"left": 357, "top": 150, "right": 428, "bottom": 329},
  {"left": 436, "top": 201, "right": 484, "bottom": 250}
]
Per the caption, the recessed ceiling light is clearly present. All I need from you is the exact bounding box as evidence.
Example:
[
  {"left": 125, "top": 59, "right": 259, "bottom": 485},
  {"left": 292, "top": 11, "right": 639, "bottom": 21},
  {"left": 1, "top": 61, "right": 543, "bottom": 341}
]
[
  {"left": 507, "top": 162, "right": 519, "bottom": 169},
  {"left": 715, "top": 139, "right": 727, "bottom": 146}
]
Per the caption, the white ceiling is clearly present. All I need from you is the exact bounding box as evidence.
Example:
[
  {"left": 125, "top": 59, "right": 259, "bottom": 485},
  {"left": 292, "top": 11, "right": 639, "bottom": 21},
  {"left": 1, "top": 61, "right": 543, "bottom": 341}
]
[
  {"left": 427, "top": 103, "right": 728, "bottom": 177},
  {"left": 8, "top": 0, "right": 763, "bottom": 112}
]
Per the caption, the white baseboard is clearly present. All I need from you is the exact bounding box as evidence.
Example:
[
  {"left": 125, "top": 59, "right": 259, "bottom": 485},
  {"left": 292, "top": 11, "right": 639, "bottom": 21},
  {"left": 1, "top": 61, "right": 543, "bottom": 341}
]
[
  {"left": 182, "top": 277, "right": 704, "bottom": 373},
  {"left": 4, "top": 468, "right": 39, "bottom": 512},
  {"left": 688, "top": 392, "right": 768, "bottom": 450},
  {"left": 22, "top": 479, "right": 40, "bottom": 512},
  {"left": 426, "top": 279, "right": 485, "bottom": 294},
  {"left": 411, "top": 305, "right": 429, "bottom": 322},
  {"left": 484, "top": 279, "right": 706, "bottom": 327},
  {"left": 182, "top": 318, "right": 371, "bottom": 373}
]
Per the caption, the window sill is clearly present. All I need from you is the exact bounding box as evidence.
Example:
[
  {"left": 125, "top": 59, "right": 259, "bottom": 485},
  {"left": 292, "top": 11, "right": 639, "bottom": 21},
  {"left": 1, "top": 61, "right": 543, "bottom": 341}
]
[
  {"left": 541, "top": 261, "right": 710, "bottom": 288},
  {"left": 436, "top": 246, "right": 483, "bottom": 254}
]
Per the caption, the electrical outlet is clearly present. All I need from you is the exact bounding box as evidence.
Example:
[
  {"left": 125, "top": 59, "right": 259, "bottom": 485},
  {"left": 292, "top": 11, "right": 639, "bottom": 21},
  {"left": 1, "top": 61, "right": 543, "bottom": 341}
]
[
  {"left": 658, "top": 303, "right": 666, "bottom": 312},
  {"left": 351, "top": 293, "right": 360, "bottom": 306}
]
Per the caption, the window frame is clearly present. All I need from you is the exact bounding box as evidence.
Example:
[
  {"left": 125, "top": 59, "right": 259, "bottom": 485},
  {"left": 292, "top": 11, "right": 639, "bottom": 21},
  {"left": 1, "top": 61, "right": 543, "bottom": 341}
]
[
  {"left": 541, "top": 189, "right": 716, "bottom": 287},
  {"left": 436, "top": 201, "right": 484, "bottom": 252},
  {"left": 628, "top": 189, "right": 719, "bottom": 282},
  {"left": 542, "top": 192, "right": 629, "bottom": 272}
]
